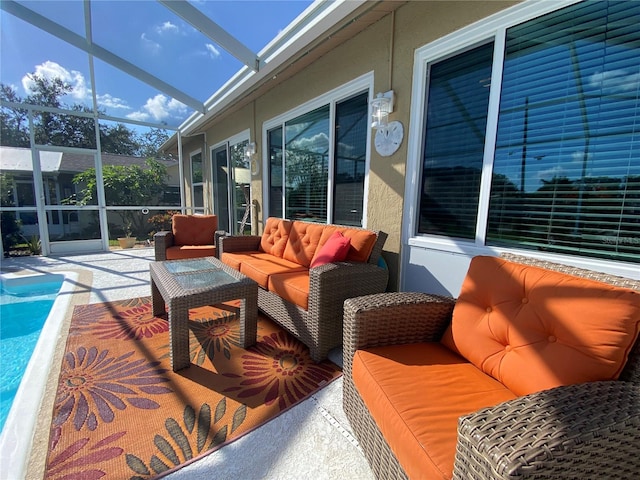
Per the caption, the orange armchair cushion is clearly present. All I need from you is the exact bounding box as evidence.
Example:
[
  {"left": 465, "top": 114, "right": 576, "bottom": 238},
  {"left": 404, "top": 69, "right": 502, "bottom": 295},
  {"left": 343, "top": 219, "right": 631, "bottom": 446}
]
[
  {"left": 441, "top": 256, "right": 640, "bottom": 396},
  {"left": 172, "top": 214, "right": 218, "bottom": 246},
  {"left": 353, "top": 343, "right": 516, "bottom": 480},
  {"left": 165, "top": 245, "right": 217, "bottom": 260}
]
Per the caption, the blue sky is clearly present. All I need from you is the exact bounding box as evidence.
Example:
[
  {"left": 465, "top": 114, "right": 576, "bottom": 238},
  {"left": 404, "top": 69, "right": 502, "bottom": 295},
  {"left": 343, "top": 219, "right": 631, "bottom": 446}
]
[{"left": 0, "top": 0, "right": 313, "bottom": 128}]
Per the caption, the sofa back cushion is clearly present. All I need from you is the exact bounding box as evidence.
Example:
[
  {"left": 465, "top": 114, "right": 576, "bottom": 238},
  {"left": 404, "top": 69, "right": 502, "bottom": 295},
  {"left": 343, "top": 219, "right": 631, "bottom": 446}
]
[
  {"left": 283, "top": 221, "right": 325, "bottom": 267},
  {"left": 260, "top": 217, "right": 292, "bottom": 258},
  {"left": 316, "top": 226, "right": 377, "bottom": 263},
  {"left": 441, "top": 255, "right": 640, "bottom": 396},
  {"left": 172, "top": 214, "right": 218, "bottom": 246}
]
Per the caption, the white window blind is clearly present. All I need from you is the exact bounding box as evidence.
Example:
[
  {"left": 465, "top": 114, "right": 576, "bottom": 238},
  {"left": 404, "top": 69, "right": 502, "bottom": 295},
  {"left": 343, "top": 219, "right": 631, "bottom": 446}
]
[
  {"left": 487, "top": 0, "right": 640, "bottom": 262},
  {"left": 418, "top": 42, "right": 494, "bottom": 239}
]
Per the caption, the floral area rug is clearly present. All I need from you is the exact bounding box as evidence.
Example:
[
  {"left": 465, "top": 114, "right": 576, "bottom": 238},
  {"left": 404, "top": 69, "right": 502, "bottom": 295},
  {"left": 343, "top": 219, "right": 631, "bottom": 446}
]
[{"left": 44, "top": 297, "right": 341, "bottom": 479}]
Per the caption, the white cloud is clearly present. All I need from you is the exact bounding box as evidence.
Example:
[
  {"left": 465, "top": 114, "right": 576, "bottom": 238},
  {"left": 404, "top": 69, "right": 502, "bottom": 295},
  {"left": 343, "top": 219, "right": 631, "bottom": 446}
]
[
  {"left": 127, "top": 94, "right": 188, "bottom": 122},
  {"left": 22, "top": 61, "right": 88, "bottom": 101},
  {"left": 571, "top": 150, "right": 593, "bottom": 164},
  {"left": 205, "top": 43, "right": 221, "bottom": 59},
  {"left": 537, "top": 165, "right": 565, "bottom": 181},
  {"left": 97, "top": 93, "right": 130, "bottom": 110},
  {"left": 589, "top": 69, "right": 640, "bottom": 93},
  {"left": 290, "top": 132, "right": 329, "bottom": 151},
  {"left": 156, "top": 21, "right": 179, "bottom": 35},
  {"left": 141, "top": 33, "right": 161, "bottom": 55}
]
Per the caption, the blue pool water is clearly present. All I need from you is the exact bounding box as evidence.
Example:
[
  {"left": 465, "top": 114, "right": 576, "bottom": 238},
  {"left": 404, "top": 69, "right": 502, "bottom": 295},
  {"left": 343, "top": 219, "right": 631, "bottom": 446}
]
[{"left": 0, "top": 275, "right": 62, "bottom": 432}]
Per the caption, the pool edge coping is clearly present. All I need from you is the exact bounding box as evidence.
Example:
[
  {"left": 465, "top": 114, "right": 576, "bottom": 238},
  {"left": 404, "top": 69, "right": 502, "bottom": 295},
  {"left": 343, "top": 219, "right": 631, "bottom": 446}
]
[{"left": 0, "top": 271, "right": 80, "bottom": 479}]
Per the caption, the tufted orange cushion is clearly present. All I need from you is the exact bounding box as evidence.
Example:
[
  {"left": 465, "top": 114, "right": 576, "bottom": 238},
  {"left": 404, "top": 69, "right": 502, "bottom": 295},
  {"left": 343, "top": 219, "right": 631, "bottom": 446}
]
[
  {"left": 283, "top": 222, "right": 325, "bottom": 267},
  {"left": 316, "top": 226, "right": 376, "bottom": 263},
  {"left": 441, "top": 256, "right": 640, "bottom": 396},
  {"left": 172, "top": 214, "right": 217, "bottom": 246},
  {"left": 260, "top": 217, "right": 292, "bottom": 258}
]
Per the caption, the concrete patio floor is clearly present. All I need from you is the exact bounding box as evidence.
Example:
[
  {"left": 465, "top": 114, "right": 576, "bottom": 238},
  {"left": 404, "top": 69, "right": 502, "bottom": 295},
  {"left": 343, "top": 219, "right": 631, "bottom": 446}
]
[{"left": 1, "top": 248, "right": 374, "bottom": 480}]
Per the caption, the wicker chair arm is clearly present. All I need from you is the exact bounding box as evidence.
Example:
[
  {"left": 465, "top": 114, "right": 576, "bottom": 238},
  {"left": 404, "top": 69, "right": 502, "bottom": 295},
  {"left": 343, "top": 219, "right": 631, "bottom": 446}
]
[
  {"left": 219, "top": 234, "right": 261, "bottom": 254},
  {"left": 454, "top": 381, "right": 640, "bottom": 479},
  {"left": 342, "top": 292, "right": 455, "bottom": 377},
  {"left": 153, "top": 230, "right": 174, "bottom": 261}
]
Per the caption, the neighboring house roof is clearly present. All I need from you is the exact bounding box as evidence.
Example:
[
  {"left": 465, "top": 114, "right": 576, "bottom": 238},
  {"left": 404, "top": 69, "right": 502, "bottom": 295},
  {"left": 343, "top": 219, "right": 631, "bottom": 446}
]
[
  {"left": 0, "top": 147, "right": 62, "bottom": 173},
  {"left": 0, "top": 146, "right": 178, "bottom": 174}
]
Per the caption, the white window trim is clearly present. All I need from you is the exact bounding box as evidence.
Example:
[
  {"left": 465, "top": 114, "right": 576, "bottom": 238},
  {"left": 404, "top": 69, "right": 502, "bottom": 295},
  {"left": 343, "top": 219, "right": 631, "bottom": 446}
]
[
  {"left": 262, "top": 71, "right": 374, "bottom": 226},
  {"left": 401, "top": 0, "right": 638, "bottom": 280}
]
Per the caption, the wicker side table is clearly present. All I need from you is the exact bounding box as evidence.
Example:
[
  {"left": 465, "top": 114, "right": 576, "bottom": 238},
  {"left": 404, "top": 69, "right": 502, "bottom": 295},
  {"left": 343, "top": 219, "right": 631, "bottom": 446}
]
[{"left": 150, "top": 257, "right": 258, "bottom": 371}]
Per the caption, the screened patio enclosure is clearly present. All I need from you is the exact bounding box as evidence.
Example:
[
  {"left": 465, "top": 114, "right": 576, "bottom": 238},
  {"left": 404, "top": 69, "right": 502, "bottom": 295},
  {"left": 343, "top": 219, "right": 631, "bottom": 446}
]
[{"left": 0, "top": 0, "right": 331, "bottom": 255}]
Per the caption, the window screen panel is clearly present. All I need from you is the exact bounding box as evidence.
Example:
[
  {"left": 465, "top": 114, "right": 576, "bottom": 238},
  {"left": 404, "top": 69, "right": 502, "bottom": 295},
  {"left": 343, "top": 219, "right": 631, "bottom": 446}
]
[
  {"left": 333, "top": 92, "right": 367, "bottom": 226},
  {"left": 268, "top": 126, "right": 283, "bottom": 218},
  {"left": 488, "top": 0, "right": 640, "bottom": 263},
  {"left": 418, "top": 42, "right": 494, "bottom": 238}
]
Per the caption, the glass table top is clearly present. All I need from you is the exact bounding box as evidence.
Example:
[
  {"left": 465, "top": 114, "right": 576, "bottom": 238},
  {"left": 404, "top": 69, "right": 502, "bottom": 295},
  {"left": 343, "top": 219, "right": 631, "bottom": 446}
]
[{"left": 162, "top": 259, "right": 237, "bottom": 291}]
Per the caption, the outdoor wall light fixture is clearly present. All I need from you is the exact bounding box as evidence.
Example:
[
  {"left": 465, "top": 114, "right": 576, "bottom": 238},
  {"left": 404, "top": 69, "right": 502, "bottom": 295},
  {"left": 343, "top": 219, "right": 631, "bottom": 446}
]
[
  {"left": 371, "top": 91, "right": 403, "bottom": 157},
  {"left": 244, "top": 142, "right": 256, "bottom": 159},
  {"left": 370, "top": 91, "right": 394, "bottom": 130},
  {"left": 244, "top": 142, "right": 260, "bottom": 176}
]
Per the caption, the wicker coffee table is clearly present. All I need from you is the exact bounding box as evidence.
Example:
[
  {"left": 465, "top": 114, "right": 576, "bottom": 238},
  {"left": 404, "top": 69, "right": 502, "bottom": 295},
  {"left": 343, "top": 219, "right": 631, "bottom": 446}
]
[{"left": 150, "top": 256, "right": 258, "bottom": 371}]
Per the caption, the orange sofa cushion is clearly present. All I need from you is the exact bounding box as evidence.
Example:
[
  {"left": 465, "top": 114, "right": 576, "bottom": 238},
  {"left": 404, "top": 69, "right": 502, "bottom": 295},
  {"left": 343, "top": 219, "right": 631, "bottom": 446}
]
[
  {"left": 238, "top": 252, "right": 306, "bottom": 289},
  {"left": 166, "top": 245, "right": 216, "bottom": 260},
  {"left": 268, "top": 271, "right": 310, "bottom": 310},
  {"left": 260, "top": 217, "right": 292, "bottom": 258},
  {"left": 441, "top": 256, "right": 640, "bottom": 396},
  {"left": 283, "top": 222, "right": 325, "bottom": 267},
  {"left": 172, "top": 214, "right": 218, "bottom": 247},
  {"left": 316, "top": 226, "right": 376, "bottom": 263},
  {"left": 353, "top": 343, "right": 516, "bottom": 480},
  {"left": 220, "top": 251, "right": 259, "bottom": 271}
]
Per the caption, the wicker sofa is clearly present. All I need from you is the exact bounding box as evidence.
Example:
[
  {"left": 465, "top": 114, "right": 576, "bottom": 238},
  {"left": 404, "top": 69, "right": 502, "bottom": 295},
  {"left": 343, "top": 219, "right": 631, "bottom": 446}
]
[
  {"left": 343, "top": 253, "right": 640, "bottom": 480},
  {"left": 219, "top": 217, "right": 388, "bottom": 362}
]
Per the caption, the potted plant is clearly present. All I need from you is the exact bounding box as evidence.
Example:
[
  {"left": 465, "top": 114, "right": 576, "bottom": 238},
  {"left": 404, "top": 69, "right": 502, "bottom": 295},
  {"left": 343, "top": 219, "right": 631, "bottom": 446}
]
[{"left": 117, "top": 222, "right": 136, "bottom": 249}]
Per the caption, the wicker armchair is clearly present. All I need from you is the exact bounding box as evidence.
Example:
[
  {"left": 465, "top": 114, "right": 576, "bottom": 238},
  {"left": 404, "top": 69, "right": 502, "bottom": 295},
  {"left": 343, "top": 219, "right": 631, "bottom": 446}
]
[
  {"left": 343, "top": 253, "right": 640, "bottom": 479},
  {"left": 153, "top": 214, "right": 226, "bottom": 261}
]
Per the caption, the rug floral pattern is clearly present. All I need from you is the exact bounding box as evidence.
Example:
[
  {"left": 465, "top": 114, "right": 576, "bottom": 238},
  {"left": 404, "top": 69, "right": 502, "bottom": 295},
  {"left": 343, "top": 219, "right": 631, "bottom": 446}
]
[{"left": 44, "top": 297, "right": 341, "bottom": 479}]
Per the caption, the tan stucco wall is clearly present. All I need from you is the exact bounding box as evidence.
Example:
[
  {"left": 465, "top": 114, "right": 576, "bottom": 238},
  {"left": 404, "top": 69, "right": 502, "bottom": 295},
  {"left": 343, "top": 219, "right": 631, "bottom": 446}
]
[{"left": 186, "top": 1, "right": 517, "bottom": 289}]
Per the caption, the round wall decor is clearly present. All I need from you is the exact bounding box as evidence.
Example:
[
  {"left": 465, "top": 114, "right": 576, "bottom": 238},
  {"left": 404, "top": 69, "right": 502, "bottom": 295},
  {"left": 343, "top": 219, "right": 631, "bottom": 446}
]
[{"left": 374, "top": 120, "right": 403, "bottom": 157}]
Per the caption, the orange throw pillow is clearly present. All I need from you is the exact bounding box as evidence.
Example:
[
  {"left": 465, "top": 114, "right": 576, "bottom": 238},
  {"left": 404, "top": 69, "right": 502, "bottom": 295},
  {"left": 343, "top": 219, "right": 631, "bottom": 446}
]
[{"left": 310, "top": 232, "right": 351, "bottom": 268}]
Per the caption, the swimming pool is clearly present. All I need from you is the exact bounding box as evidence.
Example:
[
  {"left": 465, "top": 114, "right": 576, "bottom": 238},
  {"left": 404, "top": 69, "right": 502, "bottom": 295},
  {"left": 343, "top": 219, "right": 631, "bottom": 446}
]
[
  {"left": 1, "top": 274, "right": 62, "bottom": 429},
  {"left": 0, "top": 271, "right": 78, "bottom": 479}
]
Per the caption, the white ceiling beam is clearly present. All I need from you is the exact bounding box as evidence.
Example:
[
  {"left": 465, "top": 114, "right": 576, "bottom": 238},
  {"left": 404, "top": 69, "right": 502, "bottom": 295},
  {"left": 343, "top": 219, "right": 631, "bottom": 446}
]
[
  {"left": 1, "top": 0, "right": 205, "bottom": 114},
  {"left": 158, "top": 0, "right": 259, "bottom": 71}
]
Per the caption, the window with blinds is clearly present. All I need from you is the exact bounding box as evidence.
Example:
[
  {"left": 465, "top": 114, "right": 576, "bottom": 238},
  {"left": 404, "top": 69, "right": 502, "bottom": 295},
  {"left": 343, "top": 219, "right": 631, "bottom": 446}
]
[
  {"left": 418, "top": 42, "right": 493, "bottom": 238},
  {"left": 487, "top": 1, "right": 640, "bottom": 262},
  {"left": 334, "top": 92, "right": 368, "bottom": 226},
  {"left": 285, "top": 105, "right": 330, "bottom": 221},
  {"left": 267, "top": 92, "right": 368, "bottom": 225}
]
